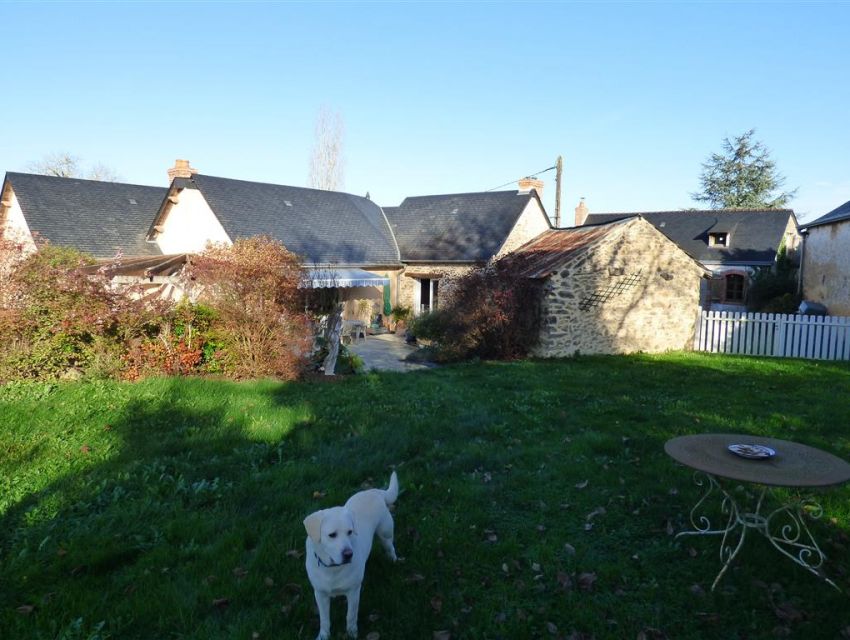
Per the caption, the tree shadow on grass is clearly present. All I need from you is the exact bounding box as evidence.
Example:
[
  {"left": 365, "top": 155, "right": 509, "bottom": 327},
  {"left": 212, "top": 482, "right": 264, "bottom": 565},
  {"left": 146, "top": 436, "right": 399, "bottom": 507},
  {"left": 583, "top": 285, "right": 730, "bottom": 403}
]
[{"left": 2, "top": 356, "right": 850, "bottom": 639}]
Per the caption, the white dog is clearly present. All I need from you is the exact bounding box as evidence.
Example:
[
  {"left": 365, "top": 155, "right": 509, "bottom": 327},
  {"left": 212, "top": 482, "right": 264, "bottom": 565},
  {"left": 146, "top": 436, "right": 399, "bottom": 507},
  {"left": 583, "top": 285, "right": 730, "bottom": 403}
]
[{"left": 304, "top": 472, "right": 399, "bottom": 640}]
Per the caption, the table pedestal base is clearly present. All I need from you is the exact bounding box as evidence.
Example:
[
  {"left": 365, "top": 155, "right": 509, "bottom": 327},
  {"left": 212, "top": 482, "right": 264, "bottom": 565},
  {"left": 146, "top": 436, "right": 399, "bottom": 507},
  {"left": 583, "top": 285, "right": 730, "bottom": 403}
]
[{"left": 676, "top": 472, "right": 838, "bottom": 591}]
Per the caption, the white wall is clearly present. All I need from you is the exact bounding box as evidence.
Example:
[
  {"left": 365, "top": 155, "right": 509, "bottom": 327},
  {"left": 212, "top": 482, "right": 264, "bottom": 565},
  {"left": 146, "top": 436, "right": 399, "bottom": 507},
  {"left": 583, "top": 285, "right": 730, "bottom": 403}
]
[
  {"left": 496, "top": 197, "right": 551, "bottom": 258},
  {"left": 803, "top": 220, "right": 850, "bottom": 315},
  {"left": 2, "top": 189, "right": 37, "bottom": 254},
  {"left": 154, "top": 188, "right": 232, "bottom": 254}
]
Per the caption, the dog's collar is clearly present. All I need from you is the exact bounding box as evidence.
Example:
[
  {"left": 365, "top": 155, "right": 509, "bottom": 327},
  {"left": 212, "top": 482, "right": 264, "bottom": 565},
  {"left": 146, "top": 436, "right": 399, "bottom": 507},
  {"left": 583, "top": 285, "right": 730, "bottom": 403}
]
[{"left": 315, "top": 552, "right": 346, "bottom": 569}]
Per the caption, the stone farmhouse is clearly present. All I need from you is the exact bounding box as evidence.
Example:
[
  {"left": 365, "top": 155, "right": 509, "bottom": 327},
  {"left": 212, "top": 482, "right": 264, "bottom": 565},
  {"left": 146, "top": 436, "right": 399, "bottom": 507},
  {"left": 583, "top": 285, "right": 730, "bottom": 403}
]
[
  {"left": 509, "top": 216, "right": 709, "bottom": 357},
  {"left": 0, "top": 161, "right": 550, "bottom": 321},
  {"left": 1, "top": 160, "right": 742, "bottom": 357},
  {"left": 800, "top": 198, "right": 850, "bottom": 315},
  {"left": 578, "top": 202, "right": 800, "bottom": 311}
]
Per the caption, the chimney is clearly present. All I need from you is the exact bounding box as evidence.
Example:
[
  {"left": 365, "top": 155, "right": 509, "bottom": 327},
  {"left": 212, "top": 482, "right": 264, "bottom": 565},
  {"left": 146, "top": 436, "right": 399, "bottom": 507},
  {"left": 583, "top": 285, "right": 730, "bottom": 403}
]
[
  {"left": 518, "top": 176, "right": 544, "bottom": 198},
  {"left": 167, "top": 159, "right": 198, "bottom": 182},
  {"left": 574, "top": 197, "right": 589, "bottom": 226}
]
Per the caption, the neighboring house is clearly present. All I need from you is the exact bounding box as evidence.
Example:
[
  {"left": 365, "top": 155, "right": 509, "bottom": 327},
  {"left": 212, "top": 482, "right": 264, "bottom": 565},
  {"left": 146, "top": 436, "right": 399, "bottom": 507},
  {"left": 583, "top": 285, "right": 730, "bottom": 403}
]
[
  {"left": 580, "top": 205, "right": 800, "bottom": 311},
  {"left": 509, "top": 216, "right": 709, "bottom": 357},
  {"left": 800, "top": 198, "right": 850, "bottom": 315},
  {"left": 0, "top": 172, "right": 166, "bottom": 258},
  {"left": 383, "top": 177, "right": 551, "bottom": 314}
]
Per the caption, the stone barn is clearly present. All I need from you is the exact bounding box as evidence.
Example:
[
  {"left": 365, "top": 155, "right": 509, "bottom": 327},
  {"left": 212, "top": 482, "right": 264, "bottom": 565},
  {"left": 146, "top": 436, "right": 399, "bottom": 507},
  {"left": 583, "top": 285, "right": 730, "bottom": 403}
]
[{"left": 510, "top": 216, "right": 709, "bottom": 357}]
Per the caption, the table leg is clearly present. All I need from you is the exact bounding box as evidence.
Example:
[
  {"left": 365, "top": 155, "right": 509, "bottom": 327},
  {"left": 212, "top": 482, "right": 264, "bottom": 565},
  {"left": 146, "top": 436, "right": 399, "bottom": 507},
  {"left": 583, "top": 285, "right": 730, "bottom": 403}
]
[
  {"left": 676, "top": 472, "right": 840, "bottom": 592},
  {"left": 764, "top": 497, "right": 839, "bottom": 591}
]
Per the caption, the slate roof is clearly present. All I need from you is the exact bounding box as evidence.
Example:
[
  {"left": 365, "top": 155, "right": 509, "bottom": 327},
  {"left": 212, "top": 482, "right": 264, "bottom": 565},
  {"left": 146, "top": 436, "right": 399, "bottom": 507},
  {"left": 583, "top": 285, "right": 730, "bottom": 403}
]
[
  {"left": 803, "top": 199, "right": 850, "bottom": 230},
  {"left": 4, "top": 172, "right": 165, "bottom": 258},
  {"left": 382, "top": 190, "right": 544, "bottom": 262},
  {"left": 583, "top": 209, "right": 796, "bottom": 266},
  {"left": 170, "top": 174, "right": 400, "bottom": 266}
]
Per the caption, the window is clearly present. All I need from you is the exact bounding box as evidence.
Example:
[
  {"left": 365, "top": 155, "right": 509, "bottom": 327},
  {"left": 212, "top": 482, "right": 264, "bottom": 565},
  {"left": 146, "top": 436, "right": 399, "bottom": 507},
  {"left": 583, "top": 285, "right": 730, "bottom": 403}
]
[
  {"left": 709, "top": 232, "right": 728, "bottom": 247},
  {"left": 724, "top": 273, "right": 745, "bottom": 303},
  {"left": 416, "top": 278, "right": 439, "bottom": 314}
]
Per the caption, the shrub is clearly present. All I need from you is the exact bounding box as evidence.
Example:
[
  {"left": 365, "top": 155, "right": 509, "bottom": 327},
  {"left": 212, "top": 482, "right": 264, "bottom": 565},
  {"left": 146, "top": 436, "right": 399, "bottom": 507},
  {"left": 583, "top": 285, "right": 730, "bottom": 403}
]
[
  {"left": 189, "top": 236, "right": 311, "bottom": 380},
  {"left": 0, "top": 244, "right": 170, "bottom": 380},
  {"left": 411, "top": 262, "right": 543, "bottom": 362}
]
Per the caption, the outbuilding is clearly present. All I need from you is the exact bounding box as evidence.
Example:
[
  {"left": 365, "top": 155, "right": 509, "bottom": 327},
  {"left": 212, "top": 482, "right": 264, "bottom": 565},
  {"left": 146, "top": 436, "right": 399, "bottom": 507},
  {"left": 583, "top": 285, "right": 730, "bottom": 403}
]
[{"left": 510, "top": 216, "right": 710, "bottom": 357}]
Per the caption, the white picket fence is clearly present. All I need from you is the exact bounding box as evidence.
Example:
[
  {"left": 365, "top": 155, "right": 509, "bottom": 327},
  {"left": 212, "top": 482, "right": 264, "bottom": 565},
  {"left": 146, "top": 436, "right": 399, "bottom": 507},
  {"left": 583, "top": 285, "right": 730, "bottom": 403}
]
[{"left": 694, "top": 309, "right": 850, "bottom": 360}]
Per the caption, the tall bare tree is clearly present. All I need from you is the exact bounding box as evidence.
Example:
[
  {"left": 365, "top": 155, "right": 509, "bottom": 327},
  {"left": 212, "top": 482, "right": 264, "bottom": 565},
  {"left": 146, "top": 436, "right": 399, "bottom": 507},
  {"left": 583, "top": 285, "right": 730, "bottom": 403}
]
[
  {"left": 308, "top": 107, "right": 345, "bottom": 191},
  {"left": 27, "top": 152, "right": 119, "bottom": 182}
]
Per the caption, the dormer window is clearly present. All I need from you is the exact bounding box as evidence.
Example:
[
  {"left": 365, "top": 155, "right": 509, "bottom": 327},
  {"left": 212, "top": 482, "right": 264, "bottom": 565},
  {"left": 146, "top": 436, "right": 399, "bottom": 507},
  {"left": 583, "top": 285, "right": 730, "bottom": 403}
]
[{"left": 709, "top": 232, "right": 728, "bottom": 247}]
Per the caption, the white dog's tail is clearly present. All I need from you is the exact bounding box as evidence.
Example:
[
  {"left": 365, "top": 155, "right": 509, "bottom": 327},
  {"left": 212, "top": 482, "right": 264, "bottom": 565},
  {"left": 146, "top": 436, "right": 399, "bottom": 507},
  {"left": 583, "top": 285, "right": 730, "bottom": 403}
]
[{"left": 384, "top": 471, "right": 399, "bottom": 505}]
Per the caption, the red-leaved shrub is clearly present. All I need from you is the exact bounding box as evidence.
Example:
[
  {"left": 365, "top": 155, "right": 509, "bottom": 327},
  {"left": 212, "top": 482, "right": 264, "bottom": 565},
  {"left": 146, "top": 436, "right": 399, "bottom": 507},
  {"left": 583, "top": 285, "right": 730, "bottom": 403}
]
[
  {"left": 411, "top": 261, "right": 543, "bottom": 361},
  {"left": 188, "top": 236, "right": 310, "bottom": 380}
]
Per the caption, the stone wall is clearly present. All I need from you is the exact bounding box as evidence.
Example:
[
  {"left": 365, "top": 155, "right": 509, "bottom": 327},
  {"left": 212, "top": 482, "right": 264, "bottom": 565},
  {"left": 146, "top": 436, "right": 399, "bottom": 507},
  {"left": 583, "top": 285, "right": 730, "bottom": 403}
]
[
  {"left": 396, "top": 264, "right": 477, "bottom": 314},
  {"left": 533, "top": 218, "right": 705, "bottom": 357},
  {"left": 803, "top": 220, "right": 850, "bottom": 315}
]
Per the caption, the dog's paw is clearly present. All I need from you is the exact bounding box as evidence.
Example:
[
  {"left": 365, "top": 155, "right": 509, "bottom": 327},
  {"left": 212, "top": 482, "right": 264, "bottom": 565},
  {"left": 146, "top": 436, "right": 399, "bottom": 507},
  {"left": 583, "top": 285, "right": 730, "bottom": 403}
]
[
  {"left": 316, "top": 631, "right": 330, "bottom": 640},
  {"left": 346, "top": 625, "right": 358, "bottom": 638}
]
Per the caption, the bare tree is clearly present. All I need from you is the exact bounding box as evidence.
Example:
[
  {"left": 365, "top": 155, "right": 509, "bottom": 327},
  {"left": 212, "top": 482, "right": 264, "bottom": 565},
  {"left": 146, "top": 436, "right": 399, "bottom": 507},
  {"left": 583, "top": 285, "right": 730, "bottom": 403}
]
[
  {"left": 308, "top": 107, "right": 345, "bottom": 191},
  {"left": 27, "top": 152, "right": 120, "bottom": 182}
]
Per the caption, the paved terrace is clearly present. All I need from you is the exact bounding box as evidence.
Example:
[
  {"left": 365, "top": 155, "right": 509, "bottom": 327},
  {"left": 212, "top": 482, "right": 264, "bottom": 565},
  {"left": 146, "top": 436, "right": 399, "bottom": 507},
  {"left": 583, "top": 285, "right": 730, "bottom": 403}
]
[{"left": 348, "top": 333, "right": 433, "bottom": 373}]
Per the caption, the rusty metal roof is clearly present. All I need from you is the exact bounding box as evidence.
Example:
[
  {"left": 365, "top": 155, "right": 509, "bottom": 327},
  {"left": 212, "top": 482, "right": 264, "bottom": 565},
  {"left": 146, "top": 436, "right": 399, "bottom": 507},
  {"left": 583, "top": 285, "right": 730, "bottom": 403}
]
[{"left": 505, "top": 222, "right": 622, "bottom": 279}]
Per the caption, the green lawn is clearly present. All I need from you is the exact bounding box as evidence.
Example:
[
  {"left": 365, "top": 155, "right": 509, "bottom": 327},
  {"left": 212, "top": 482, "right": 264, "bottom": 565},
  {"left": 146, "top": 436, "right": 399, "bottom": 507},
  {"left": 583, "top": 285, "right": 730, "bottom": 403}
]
[{"left": 2, "top": 354, "right": 850, "bottom": 639}]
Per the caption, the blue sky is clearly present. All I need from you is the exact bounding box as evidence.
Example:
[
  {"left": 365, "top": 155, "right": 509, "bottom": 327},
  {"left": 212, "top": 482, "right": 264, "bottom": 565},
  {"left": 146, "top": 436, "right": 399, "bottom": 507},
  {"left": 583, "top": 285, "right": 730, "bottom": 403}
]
[{"left": 1, "top": 1, "right": 848, "bottom": 224}]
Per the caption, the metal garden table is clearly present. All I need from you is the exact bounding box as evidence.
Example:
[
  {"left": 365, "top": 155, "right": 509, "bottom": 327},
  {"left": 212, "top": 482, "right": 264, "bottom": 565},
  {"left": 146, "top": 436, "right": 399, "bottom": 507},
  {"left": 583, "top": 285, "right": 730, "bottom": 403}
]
[{"left": 665, "top": 433, "right": 850, "bottom": 591}]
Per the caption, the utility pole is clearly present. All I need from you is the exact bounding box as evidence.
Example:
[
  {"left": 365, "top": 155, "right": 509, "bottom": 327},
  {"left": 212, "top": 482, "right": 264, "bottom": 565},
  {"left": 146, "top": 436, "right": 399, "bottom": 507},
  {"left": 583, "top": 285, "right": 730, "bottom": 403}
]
[{"left": 554, "top": 155, "right": 563, "bottom": 227}]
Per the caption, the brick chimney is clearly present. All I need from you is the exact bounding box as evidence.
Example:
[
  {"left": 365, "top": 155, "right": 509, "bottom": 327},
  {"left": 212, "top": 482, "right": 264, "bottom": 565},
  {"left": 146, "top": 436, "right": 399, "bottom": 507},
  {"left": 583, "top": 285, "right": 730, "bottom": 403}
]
[
  {"left": 574, "top": 198, "right": 589, "bottom": 226},
  {"left": 167, "top": 159, "right": 198, "bottom": 182},
  {"left": 518, "top": 176, "right": 544, "bottom": 198}
]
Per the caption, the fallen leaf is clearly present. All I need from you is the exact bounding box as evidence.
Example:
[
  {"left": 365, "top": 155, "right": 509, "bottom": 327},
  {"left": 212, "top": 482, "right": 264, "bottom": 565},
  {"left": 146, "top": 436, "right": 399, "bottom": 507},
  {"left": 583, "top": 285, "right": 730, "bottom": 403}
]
[
  {"left": 252, "top": 633, "right": 260, "bottom": 640},
  {"left": 575, "top": 480, "right": 589, "bottom": 489},
  {"left": 772, "top": 601, "right": 805, "bottom": 623},
  {"left": 285, "top": 549, "right": 303, "bottom": 559},
  {"left": 312, "top": 490, "right": 326, "bottom": 499},
  {"left": 563, "top": 543, "right": 576, "bottom": 555},
  {"left": 368, "top": 612, "right": 380, "bottom": 623},
  {"left": 689, "top": 584, "right": 705, "bottom": 597},
  {"left": 688, "top": 547, "right": 698, "bottom": 558},
  {"left": 80, "top": 445, "right": 91, "bottom": 454},
  {"left": 536, "top": 524, "right": 546, "bottom": 532},
  {"left": 233, "top": 567, "right": 248, "bottom": 579},
  {"left": 585, "top": 507, "right": 606, "bottom": 522},
  {"left": 556, "top": 570, "right": 572, "bottom": 590},
  {"left": 264, "top": 577, "right": 275, "bottom": 587},
  {"left": 637, "top": 629, "right": 669, "bottom": 640},
  {"left": 405, "top": 573, "right": 425, "bottom": 583},
  {"left": 430, "top": 595, "right": 443, "bottom": 614},
  {"left": 433, "top": 631, "right": 451, "bottom": 640},
  {"left": 212, "top": 597, "right": 230, "bottom": 609},
  {"left": 366, "top": 633, "right": 380, "bottom": 640},
  {"left": 531, "top": 562, "right": 541, "bottom": 572},
  {"left": 16, "top": 605, "right": 34, "bottom": 615},
  {"left": 577, "top": 572, "right": 597, "bottom": 592},
  {"left": 546, "top": 621, "right": 558, "bottom": 635}
]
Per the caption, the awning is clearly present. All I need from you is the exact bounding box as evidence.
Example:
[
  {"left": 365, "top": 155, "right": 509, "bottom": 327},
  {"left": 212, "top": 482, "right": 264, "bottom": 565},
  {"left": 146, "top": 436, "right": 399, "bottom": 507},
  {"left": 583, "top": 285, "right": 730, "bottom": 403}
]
[{"left": 302, "top": 267, "right": 390, "bottom": 289}]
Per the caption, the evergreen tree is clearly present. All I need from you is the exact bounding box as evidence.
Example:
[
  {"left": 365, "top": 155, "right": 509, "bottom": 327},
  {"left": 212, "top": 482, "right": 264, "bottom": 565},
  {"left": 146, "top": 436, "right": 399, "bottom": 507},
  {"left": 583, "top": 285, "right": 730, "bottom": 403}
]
[{"left": 692, "top": 129, "right": 795, "bottom": 209}]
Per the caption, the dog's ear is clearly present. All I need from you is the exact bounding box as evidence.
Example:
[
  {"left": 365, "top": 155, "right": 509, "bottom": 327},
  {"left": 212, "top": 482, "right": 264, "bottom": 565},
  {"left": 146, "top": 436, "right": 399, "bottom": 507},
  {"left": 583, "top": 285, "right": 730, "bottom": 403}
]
[
  {"left": 345, "top": 509, "right": 357, "bottom": 536},
  {"left": 303, "top": 510, "right": 325, "bottom": 543}
]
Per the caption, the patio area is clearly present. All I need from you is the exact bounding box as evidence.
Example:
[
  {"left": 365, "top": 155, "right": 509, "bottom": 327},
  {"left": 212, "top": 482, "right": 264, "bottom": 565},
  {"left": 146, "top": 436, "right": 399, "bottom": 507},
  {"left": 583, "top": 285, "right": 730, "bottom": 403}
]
[{"left": 348, "top": 332, "right": 433, "bottom": 372}]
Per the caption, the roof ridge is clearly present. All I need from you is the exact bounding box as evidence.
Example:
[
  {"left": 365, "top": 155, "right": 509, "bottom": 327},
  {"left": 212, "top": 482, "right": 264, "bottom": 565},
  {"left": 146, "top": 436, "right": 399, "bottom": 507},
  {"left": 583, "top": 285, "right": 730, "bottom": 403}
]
[
  {"left": 192, "top": 173, "right": 372, "bottom": 201},
  {"left": 589, "top": 208, "right": 794, "bottom": 216},
  {"left": 6, "top": 171, "right": 165, "bottom": 191},
  {"left": 400, "top": 189, "right": 524, "bottom": 202}
]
